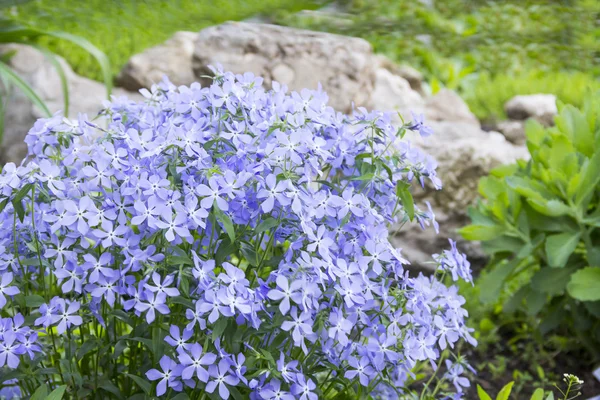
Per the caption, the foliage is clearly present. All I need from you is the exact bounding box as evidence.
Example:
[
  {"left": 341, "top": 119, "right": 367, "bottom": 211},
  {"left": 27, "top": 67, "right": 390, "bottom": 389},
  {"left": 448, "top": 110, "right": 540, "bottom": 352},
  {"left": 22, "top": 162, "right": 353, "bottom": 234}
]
[
  {"left": 8, "top": 0, "right": 324, "bottom": 81},
  {"left": 477, "top": 374, "right": 584, "bottom": 400},
  {"left": 278, "top": 0, "right": 600, "bottom": 121},
  {"left": 464, "top": 71, "right": 600, "bottom": 122},
  {"left": 460, "top": 93, "right": 600, "bottom": 358},
  {"left": 0, "top": 12, "right": 111, "bottom": 148},
  {"left": 0, "top": 69, "right": 477, "bottom": 398}
]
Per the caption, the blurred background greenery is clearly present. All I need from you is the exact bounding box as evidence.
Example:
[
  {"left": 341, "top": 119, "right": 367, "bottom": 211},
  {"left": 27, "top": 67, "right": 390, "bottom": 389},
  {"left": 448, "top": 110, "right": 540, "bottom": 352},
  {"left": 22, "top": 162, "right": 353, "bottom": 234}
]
[{"left": 6, "top": 0, "right": 600, "bottom": 122}]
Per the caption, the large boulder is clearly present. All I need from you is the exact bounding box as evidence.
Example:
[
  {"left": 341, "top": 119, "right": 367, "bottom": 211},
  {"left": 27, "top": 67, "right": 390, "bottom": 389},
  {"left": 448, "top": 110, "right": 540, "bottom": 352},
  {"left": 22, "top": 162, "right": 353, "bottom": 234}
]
[
  {"left": 505, "top": 94, "right": 557, "bottom": 126},
  {"left": 368, "top": 66, "right": 425, "bottom": 117},
  {"left": 116, "top": 31, "right": 197, "bottom": 91},
  {"left": 192, "top": 22, "right": 375, "bottom": 113},
  {"left": 0, "top": 45, "right": 141, "bottom": 164}
]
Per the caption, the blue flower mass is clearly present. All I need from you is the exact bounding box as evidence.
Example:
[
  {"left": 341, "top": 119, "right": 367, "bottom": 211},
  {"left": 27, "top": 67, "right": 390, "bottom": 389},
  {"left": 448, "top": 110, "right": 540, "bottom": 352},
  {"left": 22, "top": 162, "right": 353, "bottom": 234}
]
[{"left": 0, "top": 67, "right": 476, "bottom": 399}]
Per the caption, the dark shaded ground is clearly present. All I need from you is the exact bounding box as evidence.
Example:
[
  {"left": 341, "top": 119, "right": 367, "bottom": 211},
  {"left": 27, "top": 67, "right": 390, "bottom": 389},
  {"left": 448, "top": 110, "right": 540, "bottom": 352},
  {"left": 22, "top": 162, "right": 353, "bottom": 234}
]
[{"left": 465, "top": 333, "right": 600, "bottom": 398}]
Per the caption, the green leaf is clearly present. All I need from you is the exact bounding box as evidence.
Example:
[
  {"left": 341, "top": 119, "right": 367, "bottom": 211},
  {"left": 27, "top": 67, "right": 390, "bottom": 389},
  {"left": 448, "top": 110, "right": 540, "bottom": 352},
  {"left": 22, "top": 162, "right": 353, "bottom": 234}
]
[
  {"left": 211, "top": 318, "right": 228, "bottom": 341},
  {"left": 45, "top": 31, "right": 112, "bottom": 97},
  {"left": 255, "top": 217, "right": 279, "bottom": 235},
  {"left": 30, "top": 385, "right": 48, "bottom": 400},
  {"left": 527, "top": 198, "right": 572, "bottom": 217},
  {"left": 76, "top": 339, "right": 100, "bottom": 360},
  {"left": 25, "top": 294, "right": 45, "bottom": 307},
  {"left": 477, "top": 385, "right": 493, "bottom": 400},
  {"left": 575, "top": 151, "right": 600, "bottom": 206},
  {"left": 478, "top": 259, "right": 519, "bottom": 303},
  {"left": 240, "top": 242, "right": 259, "bottom": 266},
  {"left": 459, "top": 224, "right": 505, "bottom": 241},
  {"left": 531, "top": 267, "right": 574, "bottom": 295},
  {"left": 396, "top": 181, "right": 414, "bottom": 221},
  {"left": 530, "top": 388, "right": 544, "bottom": 400},
  {"left": 495, "top": 381, "right": 514, "bottom": 400},
  {"left": 214, "top": 207, "right": 235, "bottom": 243},
  {"left": 526, "top": 288, "right": 546, "bottom": 316},
  {"left": 545, "top": 231, "right": 581, "bottom": 268},
  {"left": 125, "top": 374, "right": 151, "bottom": 395},
  {"left": 545, "top": 392, "right": 554, "bottom": 400},
  {"left": 215, "top": 237, "right": 236, "bottom": 265},
  {"left": 0, "top": 60, "right": 51, "bottom": 117},
  {"left": 567, "top": 267, "right": 600, "bottom": 301},
  {"left": 47, "top": 385, "right": 67, "bottom": 400}
]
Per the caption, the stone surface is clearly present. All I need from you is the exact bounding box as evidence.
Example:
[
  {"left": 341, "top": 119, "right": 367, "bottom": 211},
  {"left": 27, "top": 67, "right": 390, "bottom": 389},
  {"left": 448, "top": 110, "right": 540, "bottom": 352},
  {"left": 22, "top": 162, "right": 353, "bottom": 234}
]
[
  {"left": 192, "top": 22, "right": 375, "bottom": 113},
  {"left": 117, "top": 31, "right": 197, "bottom": 91},
  {"left": 496, "top": 120, "right": 526, "bottom": 144},
  {"left": 425, "top": 89, "right": 480, "bottom": 127},
  {"left": 1, "top": 45, "right": 141, "bottom": 164},
  {"left": 392, "top": 122, "right": 529, "bottom": 270},
  {"left": 368, "top": 67, "right": 425, "bottom": 117},
  {"left": 505, "top": 94, "right": 557, "bottom": 126}
]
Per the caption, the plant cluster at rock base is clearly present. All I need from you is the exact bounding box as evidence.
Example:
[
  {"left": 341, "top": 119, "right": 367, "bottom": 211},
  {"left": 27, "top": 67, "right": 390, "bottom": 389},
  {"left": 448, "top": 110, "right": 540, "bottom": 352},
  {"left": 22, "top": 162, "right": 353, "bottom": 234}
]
[
  {"left": 461, "top": 92, "right": 600, "bottom": 359},
  {"left": 0, "top": 67, "right": 475, "bottom": 399}
]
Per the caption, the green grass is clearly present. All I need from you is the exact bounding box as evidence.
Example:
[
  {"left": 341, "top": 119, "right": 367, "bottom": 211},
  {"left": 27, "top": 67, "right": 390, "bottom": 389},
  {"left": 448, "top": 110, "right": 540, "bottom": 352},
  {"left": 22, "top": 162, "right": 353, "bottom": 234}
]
[
  {"left": 464, "top": 70, "right": 600, "bottom": 122},
  {"left": 10, "top": 0, "right": 323, "bottom": 81},
  {"left": 277, "top": 0, "right": 600, "bottom": 121}
]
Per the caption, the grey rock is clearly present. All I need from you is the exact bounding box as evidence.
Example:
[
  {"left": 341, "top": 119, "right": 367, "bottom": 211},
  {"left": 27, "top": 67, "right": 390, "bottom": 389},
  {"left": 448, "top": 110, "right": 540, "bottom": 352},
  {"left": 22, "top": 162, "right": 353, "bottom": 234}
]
[
  {"left": 368, "top": 67, "right": 425, "bottom": 117},
  {"left": 505, "top": 94, "right": 557, "bottom": 126},
  {"left": 425, "top": 89, "right": 480, "bottom": 127},
  {"left": 192, "top": 22, "right": 375, "bottom": 113},
  {"left": 496, "top": 120, "right": 526, "bottom": 144},
  {"left": 0, "top": 44, "right": 141, "bottom": 164},
  {"left": 117, "top": 31, "right": 197, "bottom": 91},
  {"left": 392, "top": 122, "right": 529, "bottom": 270}
]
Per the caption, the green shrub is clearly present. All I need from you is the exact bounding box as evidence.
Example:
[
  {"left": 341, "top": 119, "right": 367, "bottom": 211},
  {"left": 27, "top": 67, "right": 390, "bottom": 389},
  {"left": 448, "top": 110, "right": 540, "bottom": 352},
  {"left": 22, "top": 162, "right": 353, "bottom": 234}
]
[
  {"left": 460, "top": 93, "right": 600, "bottom": 358},
  {"left": 477, "top": 374, "right": 584, "bottom": 400}
]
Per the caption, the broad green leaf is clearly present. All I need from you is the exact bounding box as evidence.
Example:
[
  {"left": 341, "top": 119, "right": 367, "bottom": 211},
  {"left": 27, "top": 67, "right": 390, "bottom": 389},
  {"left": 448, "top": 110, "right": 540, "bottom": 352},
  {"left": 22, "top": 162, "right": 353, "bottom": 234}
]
[
  {"left": 482, "top": 235, "right": 525, "bottom": 255},
  {"left": 30, "top": 385, "right": 48, "bottom": 400},
  {"left": 477, "top": 385, "right": 493, "bottom": 400},
  {"left": 125, "top": 374, "right": 151, "bottom": 395},
  {"left": 526, "top": 288, "right": 546, "bottom": 316},
  {"left": 495, "top": 381, "right": 514, "bottom": 400},
  {"left": 76, "top": 339, "right": 100, "bottom": 360},
  {"left": 212, "top": 318, "right": 228, "bottom": 341},
  {"left": 527, "top": 198, "right": 571, "bottom": 217},
  {"left": 396, "top": 181, "right": 414, "bottom": 221},
  {"left": 545, "top": 231, "right": 581, "bottom": 267},
  {"left": 459, "top": 224, "right": 505, "bottom": 241},
  {"left": 530, "top": 388, "right": 544, "bottom": 400},
  {"left": 214, "top": 207, "right": 235, "bottom": 242},
  {"left": 47, "top": 385, "right": 67, "bottom": 400},
  {"left": 25, "top": 294, "right": 45, "bottom": 307},
  {"left": 567, "top": 267, "right": 600, "bottom": 301},
  {"left": 531, "top": 267, "right": 574, "bottom": 295},
  {"left": 575, "top": 151, "right": 600, "bottom": 206},
  {"left": 506, "top": 176, "right": 554, "bottom": 200},
  {"left": 478, "top": 259, "right": 519, "bottom": 303},
  {"left": 525, "top": 118, "right": 546, "bottom": 148},
  {"left": 0, "top": 61, "right": 50, "bottom": 116},
  {"left": 255, "top": 217, "right": 279, "bottom": 234},
  {"left": 545, "top": 392, "right": 554, "bottom": 400}
]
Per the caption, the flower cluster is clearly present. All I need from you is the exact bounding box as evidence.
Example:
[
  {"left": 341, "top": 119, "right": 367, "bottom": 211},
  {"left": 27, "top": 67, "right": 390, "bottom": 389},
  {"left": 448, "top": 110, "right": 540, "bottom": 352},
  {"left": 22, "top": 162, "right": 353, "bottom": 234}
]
[{"left": 0, "top": 67, "right": 475, "bottom": 398}]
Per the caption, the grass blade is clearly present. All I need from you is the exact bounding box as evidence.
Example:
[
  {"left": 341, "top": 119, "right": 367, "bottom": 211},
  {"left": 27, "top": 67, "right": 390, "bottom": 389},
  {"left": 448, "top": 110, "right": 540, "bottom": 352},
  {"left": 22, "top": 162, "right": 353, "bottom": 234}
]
[
  {"left": 45, "top": 31, "right": 112, "bottom": 97},
  {"left": 0, "top": 60, "right": 51, "bottom": 117}
]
